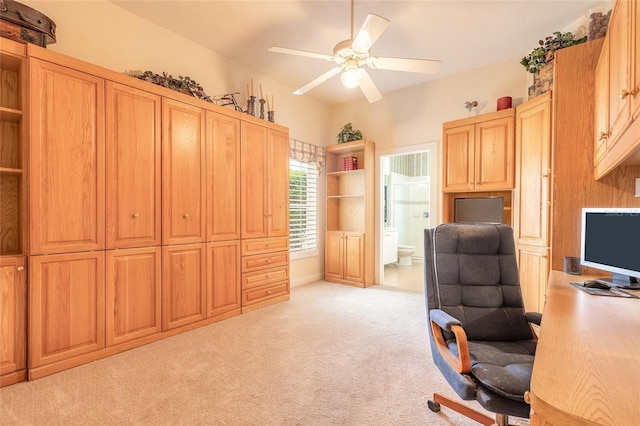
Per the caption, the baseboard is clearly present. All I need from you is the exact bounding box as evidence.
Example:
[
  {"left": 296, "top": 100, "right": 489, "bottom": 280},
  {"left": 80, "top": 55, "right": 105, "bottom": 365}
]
[{"left": 290, "top": 272, "right": 325, "bottom": 288}]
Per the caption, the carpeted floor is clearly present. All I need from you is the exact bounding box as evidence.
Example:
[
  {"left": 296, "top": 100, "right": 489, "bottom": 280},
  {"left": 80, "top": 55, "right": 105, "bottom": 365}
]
[{"left": 0, "top": 281, "right": 496, "bottom": 425}]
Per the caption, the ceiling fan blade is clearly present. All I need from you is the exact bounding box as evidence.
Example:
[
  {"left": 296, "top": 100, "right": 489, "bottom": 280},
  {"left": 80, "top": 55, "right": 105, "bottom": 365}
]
[
  {"left": 268, "top": 46, "right": 334, "bottom": 61},
  {"left": 293, "top": 67, "right": 343, "bottom": 95},
  {"left": 352, "top": 14, "right": 390, "bottom": 54},
  {"left": 367, "top": 56, "right": 442, "bottom": 74},
  {"left": 358, "top": 69, "right": 382, "bottom": 103}
]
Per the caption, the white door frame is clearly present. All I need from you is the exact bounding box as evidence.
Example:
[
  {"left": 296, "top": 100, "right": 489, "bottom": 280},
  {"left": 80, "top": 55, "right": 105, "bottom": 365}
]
[{"left": 375, "top": 142, "right": 440, "bottom": 285}]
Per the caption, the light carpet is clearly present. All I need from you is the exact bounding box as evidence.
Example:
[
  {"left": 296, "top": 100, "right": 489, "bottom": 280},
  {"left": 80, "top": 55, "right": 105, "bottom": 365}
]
[{"left": 0, "top": 281, "right": 495, "bottom": 425}]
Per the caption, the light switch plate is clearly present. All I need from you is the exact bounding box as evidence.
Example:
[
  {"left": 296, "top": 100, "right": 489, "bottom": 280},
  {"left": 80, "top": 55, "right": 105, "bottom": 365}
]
[{"left": 636, "top": 178, "right": 640, "bottom": 197}]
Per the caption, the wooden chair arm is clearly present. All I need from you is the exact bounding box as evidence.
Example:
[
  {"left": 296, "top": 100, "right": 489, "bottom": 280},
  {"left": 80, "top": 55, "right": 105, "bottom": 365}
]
[{"left": 430, "top": 319, "right": 471, "bottom": 373}]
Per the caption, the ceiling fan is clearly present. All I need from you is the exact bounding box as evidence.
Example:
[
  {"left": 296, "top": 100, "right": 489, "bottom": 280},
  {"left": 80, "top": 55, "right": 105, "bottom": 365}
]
[{"left": 268, "top": 0, "right": 442, "bottom": 103}]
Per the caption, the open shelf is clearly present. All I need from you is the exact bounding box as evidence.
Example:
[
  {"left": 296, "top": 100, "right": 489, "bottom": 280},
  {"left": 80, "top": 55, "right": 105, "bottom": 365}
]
[
  {"left": 0, "top": 107, "right": 22, "bottom": 122},
  {"left": 0, "top": 167, "right": 23, "bottom": 174}
]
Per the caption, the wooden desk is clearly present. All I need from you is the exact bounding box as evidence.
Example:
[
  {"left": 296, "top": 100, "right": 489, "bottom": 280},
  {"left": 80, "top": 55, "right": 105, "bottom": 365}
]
[{"left": 530, "top": 271, "right": 640, "bottom": 425}]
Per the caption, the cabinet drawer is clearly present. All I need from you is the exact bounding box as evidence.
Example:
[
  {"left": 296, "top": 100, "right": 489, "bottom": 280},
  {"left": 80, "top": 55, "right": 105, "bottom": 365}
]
[
  {"left": 241, "top": 251, "right": 289, "bottom": 273},
  {"left": 242, "top": 265, "right": 289, "bottom": 290},
  {"left": 242, "top": 281, "right": 289, "bottom": 307},
  {"left": 241, "top": 236, "right": 289, "bottom": 256}
]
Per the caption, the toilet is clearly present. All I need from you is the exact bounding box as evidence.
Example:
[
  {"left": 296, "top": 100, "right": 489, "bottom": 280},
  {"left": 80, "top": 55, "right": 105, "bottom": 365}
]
[{"left": 397, "top": 245, "right": 416, "bottom": 266}]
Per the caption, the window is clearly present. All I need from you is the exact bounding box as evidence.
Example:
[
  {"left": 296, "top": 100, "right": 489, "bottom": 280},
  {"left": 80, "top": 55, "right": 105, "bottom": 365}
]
[{"left": 289, "top": 159, "right": 318, "bottom": 254}]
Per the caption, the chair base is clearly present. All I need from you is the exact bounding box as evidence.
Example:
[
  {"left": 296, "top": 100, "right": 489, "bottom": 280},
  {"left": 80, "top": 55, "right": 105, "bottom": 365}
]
[{"left": 428, "top": 393, "right": 511, "bottom": 426}]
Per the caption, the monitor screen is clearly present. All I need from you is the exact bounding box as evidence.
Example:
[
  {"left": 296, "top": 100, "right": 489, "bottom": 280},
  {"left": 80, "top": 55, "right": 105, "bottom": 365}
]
[
  {"left": 454, "top": 197, "right": 503, "bottom": 224},
  {"left": 580, "top": 208, "right": 640, "bottom": 284}
]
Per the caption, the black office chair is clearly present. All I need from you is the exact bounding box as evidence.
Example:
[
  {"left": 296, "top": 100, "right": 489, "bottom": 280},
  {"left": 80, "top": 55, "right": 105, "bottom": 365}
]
[{"left": 423, "top": 223, "right": 541, "bottom": 426}]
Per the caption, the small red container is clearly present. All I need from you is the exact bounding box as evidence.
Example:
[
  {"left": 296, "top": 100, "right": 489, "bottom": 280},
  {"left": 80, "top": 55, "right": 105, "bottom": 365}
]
[{"left": 497, "top": 96, "right": 512, "bottom": 110}]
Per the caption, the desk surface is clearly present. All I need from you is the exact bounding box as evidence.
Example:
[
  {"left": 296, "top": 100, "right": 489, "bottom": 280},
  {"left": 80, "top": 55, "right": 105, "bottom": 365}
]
[{"left": 530, "top": 271, "right": 640, "bottom": 425}]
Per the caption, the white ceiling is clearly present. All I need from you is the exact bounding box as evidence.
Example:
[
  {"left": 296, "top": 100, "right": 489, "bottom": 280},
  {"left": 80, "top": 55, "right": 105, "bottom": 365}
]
[{"left": 110, "top": 0, "right": 606, "bottom": 105}]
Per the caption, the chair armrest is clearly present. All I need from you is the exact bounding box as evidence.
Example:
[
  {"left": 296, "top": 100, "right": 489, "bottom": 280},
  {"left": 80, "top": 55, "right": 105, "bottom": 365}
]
[
  {"left": 429, "top": 309, "right": 471, "bottom": 374},
  {"left": 525, "top": 312, "right": 542, "bottom": 326}
]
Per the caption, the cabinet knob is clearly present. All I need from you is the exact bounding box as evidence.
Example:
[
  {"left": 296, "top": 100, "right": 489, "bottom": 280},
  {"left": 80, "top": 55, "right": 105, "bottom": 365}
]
[
  {"left": 183, "top": 213, "right": 190, "bottom": 219},
  {"left": 620, "top": 89, "right": 636, "bottom": 99},
  {"left": 598, "top": 131, "right": 609, "bottom": 142},
  {"left": 266, "top": 259, "right": 271, "bottom": 263},
  {"left": 266, "top": 290, "right": 272, "bottom": 295},
  {"left": 17, "top": 266, "right": 24, "bottom": 272},
  {"left": 132, "top": 213, "right": 139, "bottom": 218}
]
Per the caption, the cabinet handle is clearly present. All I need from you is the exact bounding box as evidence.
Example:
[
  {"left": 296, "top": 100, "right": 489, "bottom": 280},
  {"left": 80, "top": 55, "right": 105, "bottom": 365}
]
[
  {"left": 183, "top": 213, "right": 190, "bottom": 219},
  {"left": 132, "top": 213, "right": 139, "bottom": 218},
  {"left": 598, "top": 131, "right": 609, "bottom": 142},
  {"left": 17, "top": 266, "right": 24, "bottom": 272},
  {"left": 620, "top": 89, "right": 636, "bottom": 99}
]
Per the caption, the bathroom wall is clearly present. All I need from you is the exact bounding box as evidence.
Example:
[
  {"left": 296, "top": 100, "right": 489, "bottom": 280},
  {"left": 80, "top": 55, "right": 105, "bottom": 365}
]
[{"left": 387, "top": 152, "right": 431, "bottom": 261}]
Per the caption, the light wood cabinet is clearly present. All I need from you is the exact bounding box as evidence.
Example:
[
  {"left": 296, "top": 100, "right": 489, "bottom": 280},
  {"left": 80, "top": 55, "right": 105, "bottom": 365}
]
[
  {"left": 206, "top": 111, "right": 240, "bottom": 241},
  {"left": 0, "top": 39, "right": 26, "bottom": 258},
  {"left": 29, "top": 57, "right": 105, "bottom": 255},
  {"left": 325, "top": 139, "right": 375, "bottom": 287},
  {"left": 514, "top": 92, "right": 552, "bottom": 313},
  {"left": 240, "top": 121, "right": 289, "bottom": 239},
  {"left": 106, "top": 247, "right": 161, "bottom": 346},
  {"left": 106, "top": 82, "right": 161, "bottom": 249},
  {"left": 206, "top": 240, "right": 241, "bottom": 318},
  {"left": 442, "top": 109, "right": 515, "bottom": 192},
  {"left": 0, "top": 256, "right": 26, "bottom": 387},
  {"left": 162, "top": 98, "right": 206, "bottom": 245},
  {"left": 29, "top": 251, "right": 105, "bottom": 369},
  {"left": 162, "top": 244, "right": 206, "bottom": 330},
  {"left": 594, "top": 0, "right": 640, "bottom": 178},
  {"left": 325, "top": 231, "right": 364, "bottom": 284}
]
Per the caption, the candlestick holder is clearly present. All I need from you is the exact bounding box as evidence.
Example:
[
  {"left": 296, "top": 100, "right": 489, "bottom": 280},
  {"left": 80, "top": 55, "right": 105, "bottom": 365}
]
[
  {"left": 246, "top": 95, "right": 256, "bottom": 116},
  {"left": 267, "top": 110, "right": 274, "bottom": 123},
  {"left": 259, "top": 98, "right": 266, "bottom": 119}
]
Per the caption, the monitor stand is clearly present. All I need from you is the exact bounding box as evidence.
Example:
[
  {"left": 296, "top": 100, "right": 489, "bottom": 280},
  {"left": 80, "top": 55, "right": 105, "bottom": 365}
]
[{"left": 601, "top": 273, "right": 640, "bottom": 290}]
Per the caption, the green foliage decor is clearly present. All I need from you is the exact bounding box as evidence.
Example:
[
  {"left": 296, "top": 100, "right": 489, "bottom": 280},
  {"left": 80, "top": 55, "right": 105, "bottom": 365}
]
[
  {"left": 520, "top": 31, "right": 587, "bottom": 74},
  {"left": 337, "top": 123, "right": 363, "bottom": 144},
  {"left": 131, "top": 71, "right": 214, "bottom": 102}
]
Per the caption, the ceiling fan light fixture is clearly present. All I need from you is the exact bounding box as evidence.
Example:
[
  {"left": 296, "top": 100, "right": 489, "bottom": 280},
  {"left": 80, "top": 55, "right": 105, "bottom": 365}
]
[{"left": 341, "top": 66, "right": 362, "bottom": 88}]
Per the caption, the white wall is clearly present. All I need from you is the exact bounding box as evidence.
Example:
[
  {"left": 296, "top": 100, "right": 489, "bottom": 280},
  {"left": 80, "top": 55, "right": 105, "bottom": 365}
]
[{"left": 24, "top": 0, "right": 331, "bottom": 287}]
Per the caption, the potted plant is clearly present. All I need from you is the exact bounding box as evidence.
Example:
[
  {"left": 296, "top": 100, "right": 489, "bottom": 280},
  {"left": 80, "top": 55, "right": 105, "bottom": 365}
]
[
  {"left": 337, "top": 123, "right": 362, "bottom": 144},
  {"left": 520, "top": 31, "right": 587, "bottom": 74}
]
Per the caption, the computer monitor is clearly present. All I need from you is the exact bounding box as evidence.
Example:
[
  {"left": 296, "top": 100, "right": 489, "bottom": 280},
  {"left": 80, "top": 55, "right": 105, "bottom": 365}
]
[
  {"left": 580, "top": 208, "right": 640, "bottom": 288},
  {"left": 454, "top": 197, "right": 503, "bottom": 224}
]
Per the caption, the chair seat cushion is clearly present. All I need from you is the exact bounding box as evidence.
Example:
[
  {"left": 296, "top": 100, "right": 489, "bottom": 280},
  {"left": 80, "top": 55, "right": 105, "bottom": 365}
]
[{"left": 448, "top": 339, "right": 536, "bottom": 402}]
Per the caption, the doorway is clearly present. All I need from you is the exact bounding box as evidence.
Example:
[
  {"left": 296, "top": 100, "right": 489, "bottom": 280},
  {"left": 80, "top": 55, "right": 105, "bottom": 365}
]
[{"left": 377, "top": 142, "right": 438, "bottom": 291}]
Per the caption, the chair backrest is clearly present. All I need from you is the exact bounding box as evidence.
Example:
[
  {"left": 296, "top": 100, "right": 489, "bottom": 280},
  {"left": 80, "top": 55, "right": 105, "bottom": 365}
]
[{"left": 424, "top": 223, "right": 533, "bottom": 342}]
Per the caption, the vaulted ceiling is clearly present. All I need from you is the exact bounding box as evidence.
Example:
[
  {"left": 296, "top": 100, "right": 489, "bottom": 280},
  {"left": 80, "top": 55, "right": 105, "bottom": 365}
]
[{"left": 111, "top": 1, "right": 607, "bottom": 105}]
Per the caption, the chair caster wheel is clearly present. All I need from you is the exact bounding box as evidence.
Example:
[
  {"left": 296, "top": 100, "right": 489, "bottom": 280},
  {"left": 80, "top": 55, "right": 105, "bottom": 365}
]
[{"left": 428, "top": 400, "right": 441, "bottom": 412}]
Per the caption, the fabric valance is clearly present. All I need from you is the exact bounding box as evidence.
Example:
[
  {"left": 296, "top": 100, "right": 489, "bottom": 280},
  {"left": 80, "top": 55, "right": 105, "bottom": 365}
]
[{"left": 289, "top": 139, "right": 326, "bottom": 174}]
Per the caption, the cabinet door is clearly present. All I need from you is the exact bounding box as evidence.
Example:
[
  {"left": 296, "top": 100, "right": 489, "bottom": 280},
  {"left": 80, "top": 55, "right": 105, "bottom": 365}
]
[
  {"left": 29, "top": 252, "right": 105, "bottom": 368},
  {"left": 106, "top": 82, "right": 161, "bottom": 248},
  {"left": 517, "top": 246, "right": 549, "bottom": 314},
  {"left": 162, "top": 244, "right": 206, "bottom": 330},
  {"left": 475, "top": 116, "right": 515, "bottom": 191},
  {"left": 633, "top": 0, "right": 640, "bottom": 120},
  {"left": 594, "top": 39, "right": 610, "bottom": 163},
  {"left": 267, "top": 129, "right": 290, "bottom": 237},
  {"left": 106, "top": 247, "right": 161, "bottom": 346},
  {"left": 0, "top": 256, "right": 26, "bottom": 379},
  {"left": 162, "top": 98, "right": 205, "bottom": 245},
  {"left": 324, "top": 231, "right": 345, "bottom": 281},
  {"left": 443, "top": 124, "right": 474, "bottom": 191},
  {"left": 29, "top": 58, "right": 105, "bottom": 255},
  {"left": 206, "top": 241, "right": 240, "bottom": 318},
  {"left": 515, "top": 96, "right": 551, "bottom": 247},
  {"left": 241, "top": 121, "right": 268, "bottom": 238},
  {"left": 607, "top": 0, "right": 632, "bottom": 146},
  {"left": 343, "top": 232, "right": 364, "bottom": 283},
  {"left": 206, "top": 111, "right": 240, "bottom": 241}
]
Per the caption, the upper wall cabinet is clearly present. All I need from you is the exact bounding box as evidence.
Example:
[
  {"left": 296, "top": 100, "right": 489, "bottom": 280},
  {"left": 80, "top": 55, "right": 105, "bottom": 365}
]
[
  {"left": 29, "top": 58, "right": 105, "bottom": 255},
  {"left": 594, "top": 0, "right": 640, "bottom": 178},
  {"left": 162, "top": 98, "right": 206, "bottom": 245},
  {"left": 442, "top": 109, "right": 515, "bottom": 192},
  {"left": 240, "top": 121, "right": 289, "bottom": 239},
  {"left": 106, "top": 82, "right": 162, "bottom": 249}
]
